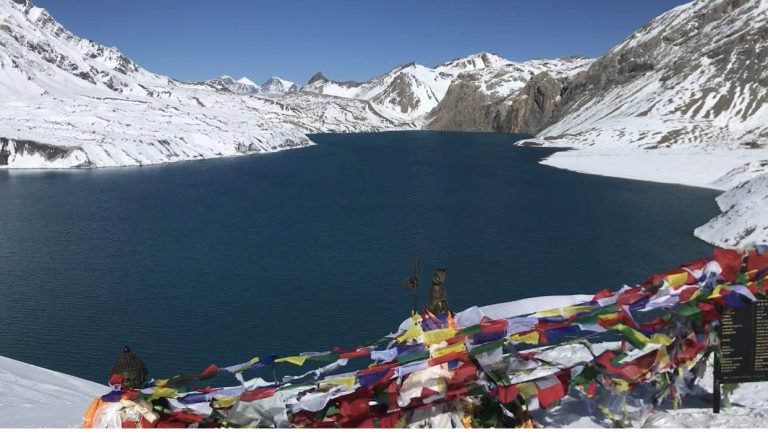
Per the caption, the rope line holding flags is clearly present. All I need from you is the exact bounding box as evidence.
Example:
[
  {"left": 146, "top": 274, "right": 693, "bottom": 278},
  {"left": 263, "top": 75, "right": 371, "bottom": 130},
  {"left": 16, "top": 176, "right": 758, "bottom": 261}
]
[{"left": 84, "top": 246, "right": 768, "bottom": 428}]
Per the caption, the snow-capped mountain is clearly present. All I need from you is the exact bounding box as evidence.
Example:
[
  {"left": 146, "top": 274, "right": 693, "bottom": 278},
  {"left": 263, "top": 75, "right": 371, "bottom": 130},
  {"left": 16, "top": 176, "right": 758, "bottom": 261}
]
[
  {"left": 302, "top": 52, "right": 592, "bottom": 122},
  {"left": 301, "top": 62, "right": 454, "bottom": 119},
  {"left": 428, "top": 0, "right": 768, "bottom": 247},
  {"left": 533, "top": 0, "right": 768, "bottom": 248},
  {"left": 0, "top": 0, "right": 414, "bottom": 168},
  {"left": 198, "top": 75, "right": 261, "bottom": 94},
  {"left": 0, "top": 0, "right": 595, "bottom": 171},
  {"left": 428, "top": 0, "right": 768, "bottom": 156},
  {"left": 426, "top": 56, "right": 593, "bottom": 131},
  {"left": 260, "top": 76, "right": 298, "bottom": 94},
  {"left": 529, "top": 0, "right": 768, "bottom": 152}
]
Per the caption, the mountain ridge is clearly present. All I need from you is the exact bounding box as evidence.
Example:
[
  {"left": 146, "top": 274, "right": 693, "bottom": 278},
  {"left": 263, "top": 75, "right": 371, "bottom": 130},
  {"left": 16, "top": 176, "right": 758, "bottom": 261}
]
[{"left": 2, "top": 0, "right": 766, "bottom": 247}]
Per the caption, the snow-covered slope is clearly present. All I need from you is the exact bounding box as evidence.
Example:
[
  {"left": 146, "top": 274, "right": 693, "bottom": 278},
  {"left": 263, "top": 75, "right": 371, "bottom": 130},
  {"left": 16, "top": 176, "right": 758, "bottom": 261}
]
[
  {"left": 302, "top": 61, "right": 454, "bottom": 120},
  {"left": 0, "top": 0, "right": 414, "bottom": 168},
  {"left": 439, "top": 54, "right": 592, "bottom": 102},
  {"left": 694, "top": 170, "right": 768, "bottom": 247},
  {"left": 0, "top": 0, "right": 597, "bottom": 169},
  {"left": 0, "top": 355, "right": 108, "bottom": 428},
  {"left": 540, "top": 0, "right": 768, "bottom": 148}
]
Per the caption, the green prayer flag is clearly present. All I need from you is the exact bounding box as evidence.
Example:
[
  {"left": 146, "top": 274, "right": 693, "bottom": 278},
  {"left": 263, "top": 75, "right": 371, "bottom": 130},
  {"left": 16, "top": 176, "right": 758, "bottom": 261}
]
[
  {"left": 457, "top": 324, "right": 482, "bottom": 336},
  {"left": 308, "top": 353, "right": 340, "bottom": 364},
  {"left": 470, "top": 339, "right": 504, "bottom": 356},
  {"left": 397, "top": 350, "right": 429, "bottom": 364},
  {"left": 677, "top": 302, "right": 701, "bottom": 317}
]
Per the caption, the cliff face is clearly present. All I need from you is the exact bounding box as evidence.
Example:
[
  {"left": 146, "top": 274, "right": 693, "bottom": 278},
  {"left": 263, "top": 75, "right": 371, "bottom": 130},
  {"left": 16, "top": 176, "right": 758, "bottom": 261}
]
[
  {"left": 425, "top": 79, "right": 494, "bottom": 131},
  {"left": 490, "top": 72, "right": 564, "bottom": 136},
  {"left": 425, "top": 56, "right": 593, "bottom": 133},
  {"left": 462, "top": 0, "right": 768, "bottom": 152}
]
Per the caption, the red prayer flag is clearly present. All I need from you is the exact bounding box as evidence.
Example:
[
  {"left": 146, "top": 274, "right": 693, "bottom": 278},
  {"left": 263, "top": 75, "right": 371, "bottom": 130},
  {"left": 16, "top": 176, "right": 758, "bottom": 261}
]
[
  {"left": 197, "top": 364, "right": 218, "bottom": 378},
  {"left": 713, "top": 248, "right": 743, "bottom": 282},
  {"left": 747, "top": 250, "right": 768, "bottom": 273},
  {"left": 480, "top": 318, "right": 508, "bottom": 335},
  {"left": 593, "top": 288, "right": 614, "bottom": 301},
  {"left": 586, "top": 382, "right": 597, "bottom": 398},
  {"left": 340, "top": 348, "right": 372, "bottom": 359},
  {"left": 339, "top": 389, "right": 372, "bottom": 420},
  {"left": 536, "top": 380, "right": 566, "bottom": 409},
  {"left": 169, "top": 411, "right": 204, "bottom": 424},
  {"left": 108, "top": 373, "right": 124, "bottom": 387},
  {"left": 448, "top": 362, "right": 477, "bottom": 387},
  {"left": 697, "top": 301, "right": 719, "bottom": 322},
  {"left": 615, "top": 288, "right": 649, "bottom": 307},
  {"left": 495, "top": 385, "right": 519, "bottom": 403},
  {"left": 240, "top": 387, "right": 277, "bottom": 402}
]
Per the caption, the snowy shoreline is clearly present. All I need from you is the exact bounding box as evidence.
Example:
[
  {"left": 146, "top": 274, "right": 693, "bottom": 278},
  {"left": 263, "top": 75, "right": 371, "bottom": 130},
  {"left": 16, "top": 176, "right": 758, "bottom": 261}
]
[
  {"left": 0, "top": 136, "right": 317, "bottom": 171},
  {"left": 538, "top": 147, "right": 766, "bottom": 191},
  {"left": 521, "top": 142, "right": 768, "bottom": 249}
]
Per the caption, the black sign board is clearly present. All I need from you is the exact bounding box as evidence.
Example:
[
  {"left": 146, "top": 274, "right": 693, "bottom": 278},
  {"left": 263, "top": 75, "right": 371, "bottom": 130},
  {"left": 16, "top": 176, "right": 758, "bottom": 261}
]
[{"left": 713, "top": 298, "right": 768, "bottom": 412}]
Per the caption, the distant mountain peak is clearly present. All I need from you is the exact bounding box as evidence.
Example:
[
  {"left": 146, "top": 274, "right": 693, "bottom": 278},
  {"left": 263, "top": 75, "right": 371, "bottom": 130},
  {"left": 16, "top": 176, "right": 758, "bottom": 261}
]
[
  {"left": 236, "top": 77, "right": 257, "bottom": 87},
  {"left": 308, "top": 72, "right": 327, "bottom": 84},
  {"left": 261, "top": 76, "right": 297, "bottom": 94}
]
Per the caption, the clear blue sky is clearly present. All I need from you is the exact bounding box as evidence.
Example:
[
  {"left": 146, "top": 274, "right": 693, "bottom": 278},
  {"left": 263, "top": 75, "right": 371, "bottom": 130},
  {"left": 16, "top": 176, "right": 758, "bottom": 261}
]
[{"left": 33, "top": 0, "right": 689, "bottom": 84}]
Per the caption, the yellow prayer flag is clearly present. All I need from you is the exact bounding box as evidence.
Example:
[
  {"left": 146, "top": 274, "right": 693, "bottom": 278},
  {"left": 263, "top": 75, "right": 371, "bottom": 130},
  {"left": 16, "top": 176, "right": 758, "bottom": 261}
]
[
  {"left": 708, "top": 284, "right": 727, "bottom": 299},
  {"left": 150, "top": 387, "right": 178, "bottom": 400},
  {"left": 538, "top": 305, "right": 592, "bottom": 317},
  {"left": 656, "top": 347, "right": 670, "bottom": 367},
  {"left": 319, "top": 376, "right": 356, "bottom": 390},
  {"left": 508, "top": 331, "right": 539, "bottom": 345},
  {"left": 665, "top": 272, "right": 688, "bottom": 287},
  {"left": 213, "top": 395, "right": 239, "bottom": 408},
  {"left": 648, "top": 333, "right": 674, "bottom": 347},
  {"left": 612, "top": 378, "right": 631, "bottom": 392},
  {"left": 423, "top": 327, "right": 456, "bottom": 345},
  {"left": 561, "top": 305, "right": 593, "bottom": 316},
  {"left": 396, "top": 324, "right": 424, "bottom": 343},
  {"left": 431, "top": 342, "right": 466, "bottom": 359},
  {"left": 275, "top": 355, "right": 308, "bottom": 366},
  {"left": 536, "top": 307, "right": 562, "bottom": 317},
  {"left": 517, "top": 382, "right": 538, "bottom": 399},
  {"left": 154, "top": 379, "right": 168, "bottom": 387}
]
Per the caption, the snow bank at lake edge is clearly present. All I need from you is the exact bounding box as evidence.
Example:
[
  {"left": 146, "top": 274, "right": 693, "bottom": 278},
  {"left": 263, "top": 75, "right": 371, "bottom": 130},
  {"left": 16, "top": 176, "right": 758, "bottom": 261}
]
[
  {"left": 522, "top": 143, "right": 768, "bottom": 248},
  {"left": 0, "top": 355, "right": 109, "bottom": 428}
]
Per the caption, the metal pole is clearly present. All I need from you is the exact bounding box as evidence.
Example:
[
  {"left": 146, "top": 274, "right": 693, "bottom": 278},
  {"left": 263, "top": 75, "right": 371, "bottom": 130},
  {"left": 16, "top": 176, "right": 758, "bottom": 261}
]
[
  {"left": 713, "top": 357, "right": 721, "bottom": 414},
  {"left": 713, "top": 320, "right": 721, "bottom": 414}
]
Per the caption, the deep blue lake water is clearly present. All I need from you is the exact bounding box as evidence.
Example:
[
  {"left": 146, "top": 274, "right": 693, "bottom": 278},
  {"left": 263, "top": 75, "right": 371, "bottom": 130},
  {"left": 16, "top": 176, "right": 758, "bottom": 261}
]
[{"left": 0, "top": 131, "right": 719, "bottom": 383}]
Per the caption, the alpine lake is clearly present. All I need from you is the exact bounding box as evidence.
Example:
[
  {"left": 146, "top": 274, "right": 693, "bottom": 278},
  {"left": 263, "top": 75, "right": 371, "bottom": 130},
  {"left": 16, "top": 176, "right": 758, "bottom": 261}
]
[{"left": 0, "top": 131, "right": 720, "bottom": 382}]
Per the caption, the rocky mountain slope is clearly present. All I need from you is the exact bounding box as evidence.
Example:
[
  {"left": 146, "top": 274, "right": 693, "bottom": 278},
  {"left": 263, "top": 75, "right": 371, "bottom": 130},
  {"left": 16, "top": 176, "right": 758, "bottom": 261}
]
[
  {"left": 302, "top": 53, "right": 592, "bottom": 123},
  {"left": 425, "top": 0, "right": 768, "bottom": 248},
  {"left": 197, "top": 75, "right": 261, "bottom": 95},
  {"left": 0, "top": 0, "right": 412, "bottom": 168},
  {"left": 426, "top": 56, "right": 592, "bottom": 131},
  {"left": 540, "top": 0, "right": 768, "bottom": 249},
  {"left": 429, "top": 0, "right": 767, "bottom": 152},
  {"left": 261, "top": 76, "right": 298, "bottom": 94}
]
